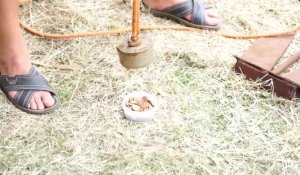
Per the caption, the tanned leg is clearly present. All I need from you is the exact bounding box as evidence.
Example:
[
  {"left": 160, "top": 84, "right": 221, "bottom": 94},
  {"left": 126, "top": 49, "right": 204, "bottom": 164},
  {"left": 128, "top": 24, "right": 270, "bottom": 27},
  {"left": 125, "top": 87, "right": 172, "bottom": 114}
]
[{"left": 0, "top": 0, "right": 55, "bottom": 110}]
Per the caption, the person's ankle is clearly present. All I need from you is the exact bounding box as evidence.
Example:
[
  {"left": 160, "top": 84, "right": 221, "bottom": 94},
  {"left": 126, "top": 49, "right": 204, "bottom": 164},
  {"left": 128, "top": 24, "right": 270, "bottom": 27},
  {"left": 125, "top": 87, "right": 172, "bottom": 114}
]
[
  {"left": 0, "top": 54, "right": 31, "bottom": 76},
  {"left": 143, "top": 0, "right": 185, "bottom": 10}
]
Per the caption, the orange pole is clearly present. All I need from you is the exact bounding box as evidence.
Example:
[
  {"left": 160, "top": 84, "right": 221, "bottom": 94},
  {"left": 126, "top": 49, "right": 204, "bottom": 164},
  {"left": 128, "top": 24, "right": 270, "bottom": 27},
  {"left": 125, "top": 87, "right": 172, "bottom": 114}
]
[{"left": 131, "top": 0, "right": 140, "bottom": 42}]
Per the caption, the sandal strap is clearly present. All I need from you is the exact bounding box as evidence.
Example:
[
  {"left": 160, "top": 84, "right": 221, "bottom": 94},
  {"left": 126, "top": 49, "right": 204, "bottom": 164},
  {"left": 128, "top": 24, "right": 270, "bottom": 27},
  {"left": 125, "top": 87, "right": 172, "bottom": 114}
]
[
  {"left": 14, "top": 66, "right": 38, "bottom": 99},
  {"left": 162, "top": 0, "right": 194, "bottom": 18},
  {"left": 15, "top": 90, "right": 35, "bottom": 108},
  {"left": 191, "top": 0, "right": 205, "bottom": 25},
  {"left": 14, "top": 67, "right": 38, "bottom": 108},
  {"left": 0, "top": 66, "right": 54, "bottom": 93},
  {"left": 161, "top": 0, "right": 206, "bottom": 25},
  {"left": 0, "top": 66, "right": 56, "bottom": 108}
]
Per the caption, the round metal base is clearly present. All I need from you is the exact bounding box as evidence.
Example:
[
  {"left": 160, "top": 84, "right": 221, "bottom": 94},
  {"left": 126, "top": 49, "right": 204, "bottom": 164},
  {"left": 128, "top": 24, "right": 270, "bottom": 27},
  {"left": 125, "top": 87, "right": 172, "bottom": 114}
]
[{"left": 117, "top": 34, "right": 154, "bottom": 69}]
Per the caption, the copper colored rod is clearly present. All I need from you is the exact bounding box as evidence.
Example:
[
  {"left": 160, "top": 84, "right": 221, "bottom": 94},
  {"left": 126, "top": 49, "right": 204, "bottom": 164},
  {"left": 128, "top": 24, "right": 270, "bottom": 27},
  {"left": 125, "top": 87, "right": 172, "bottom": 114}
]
[
  {"left": 131, "top": 0, "right": 140, "bottom": 41},
  {"left": 19, "top": 21, "right": 300, "bottom": 39},
  {"left": 272, "top": 52, "right": 300, "bottom": 74}
]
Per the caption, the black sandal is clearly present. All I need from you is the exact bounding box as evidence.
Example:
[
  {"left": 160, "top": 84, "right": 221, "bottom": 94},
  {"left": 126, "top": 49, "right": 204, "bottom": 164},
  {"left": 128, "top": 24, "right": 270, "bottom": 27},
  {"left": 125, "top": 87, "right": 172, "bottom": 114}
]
[
  {"left": 0, "top": 66, "right": 60, "bottom": 115},
  {"left": 142, "top": 0, "right": 222, "bottom": 30}
]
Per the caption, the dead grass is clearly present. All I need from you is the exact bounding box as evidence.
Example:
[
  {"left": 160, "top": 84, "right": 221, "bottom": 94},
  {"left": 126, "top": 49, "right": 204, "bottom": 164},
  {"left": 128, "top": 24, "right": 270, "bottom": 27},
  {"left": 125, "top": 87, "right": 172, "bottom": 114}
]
[{"left": 1, "top": 0, "right": 300, "bottom": 174}]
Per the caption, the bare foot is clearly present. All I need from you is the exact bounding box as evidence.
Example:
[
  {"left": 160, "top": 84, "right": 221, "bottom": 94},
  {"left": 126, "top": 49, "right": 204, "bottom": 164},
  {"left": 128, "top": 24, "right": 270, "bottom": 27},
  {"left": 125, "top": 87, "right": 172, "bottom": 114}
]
[
  {"left": 0, "top": 37, "right": 55, "bottom": 110},
  {"left": 143, "top": 0, "right": 222, "bottom": 26}
]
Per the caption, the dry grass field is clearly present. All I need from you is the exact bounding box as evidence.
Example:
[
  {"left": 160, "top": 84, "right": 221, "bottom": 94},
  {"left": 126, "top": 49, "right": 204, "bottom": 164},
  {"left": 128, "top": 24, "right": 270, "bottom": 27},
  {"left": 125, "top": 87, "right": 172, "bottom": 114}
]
[{"left": 0, "top": 0, "right": 300, "bottom": 174}]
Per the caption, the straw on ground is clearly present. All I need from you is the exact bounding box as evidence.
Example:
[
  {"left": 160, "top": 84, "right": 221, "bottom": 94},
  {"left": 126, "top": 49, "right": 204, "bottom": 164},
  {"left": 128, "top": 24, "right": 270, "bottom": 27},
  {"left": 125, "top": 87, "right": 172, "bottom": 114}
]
[{"left": 0, "top": 0, "right": 300, "bottom": 174}]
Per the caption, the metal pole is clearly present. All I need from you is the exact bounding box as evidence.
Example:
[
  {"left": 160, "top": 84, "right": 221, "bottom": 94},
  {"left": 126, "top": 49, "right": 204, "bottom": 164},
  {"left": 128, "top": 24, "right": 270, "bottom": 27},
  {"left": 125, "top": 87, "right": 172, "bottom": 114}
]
[{"left": 131, "top": 0, "right": 140, "bottom": 42}]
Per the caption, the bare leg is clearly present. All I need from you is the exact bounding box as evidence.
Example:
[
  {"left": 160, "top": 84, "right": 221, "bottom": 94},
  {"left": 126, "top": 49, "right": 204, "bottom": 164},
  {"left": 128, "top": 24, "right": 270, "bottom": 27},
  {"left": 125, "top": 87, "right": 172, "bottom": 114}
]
[
  {"left": 0, "top": 0, "right": 55, "bottom": 110},
  {"left": 143, "top": 0, "right": 221, "bottom": 26}
]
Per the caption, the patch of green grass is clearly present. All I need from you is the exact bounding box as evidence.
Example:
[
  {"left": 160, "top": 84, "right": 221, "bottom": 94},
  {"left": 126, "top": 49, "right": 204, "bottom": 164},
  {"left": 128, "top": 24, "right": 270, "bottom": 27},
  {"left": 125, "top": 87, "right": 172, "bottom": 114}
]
[
  {"left": 56, "top": 82, "right": 73, "bottom": 103},
  {"left": 164, "top": 51, "right": 207, "bottom": 69},
  {"left": 174, "top": 69, "right": 195, "bottom": 86}
]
